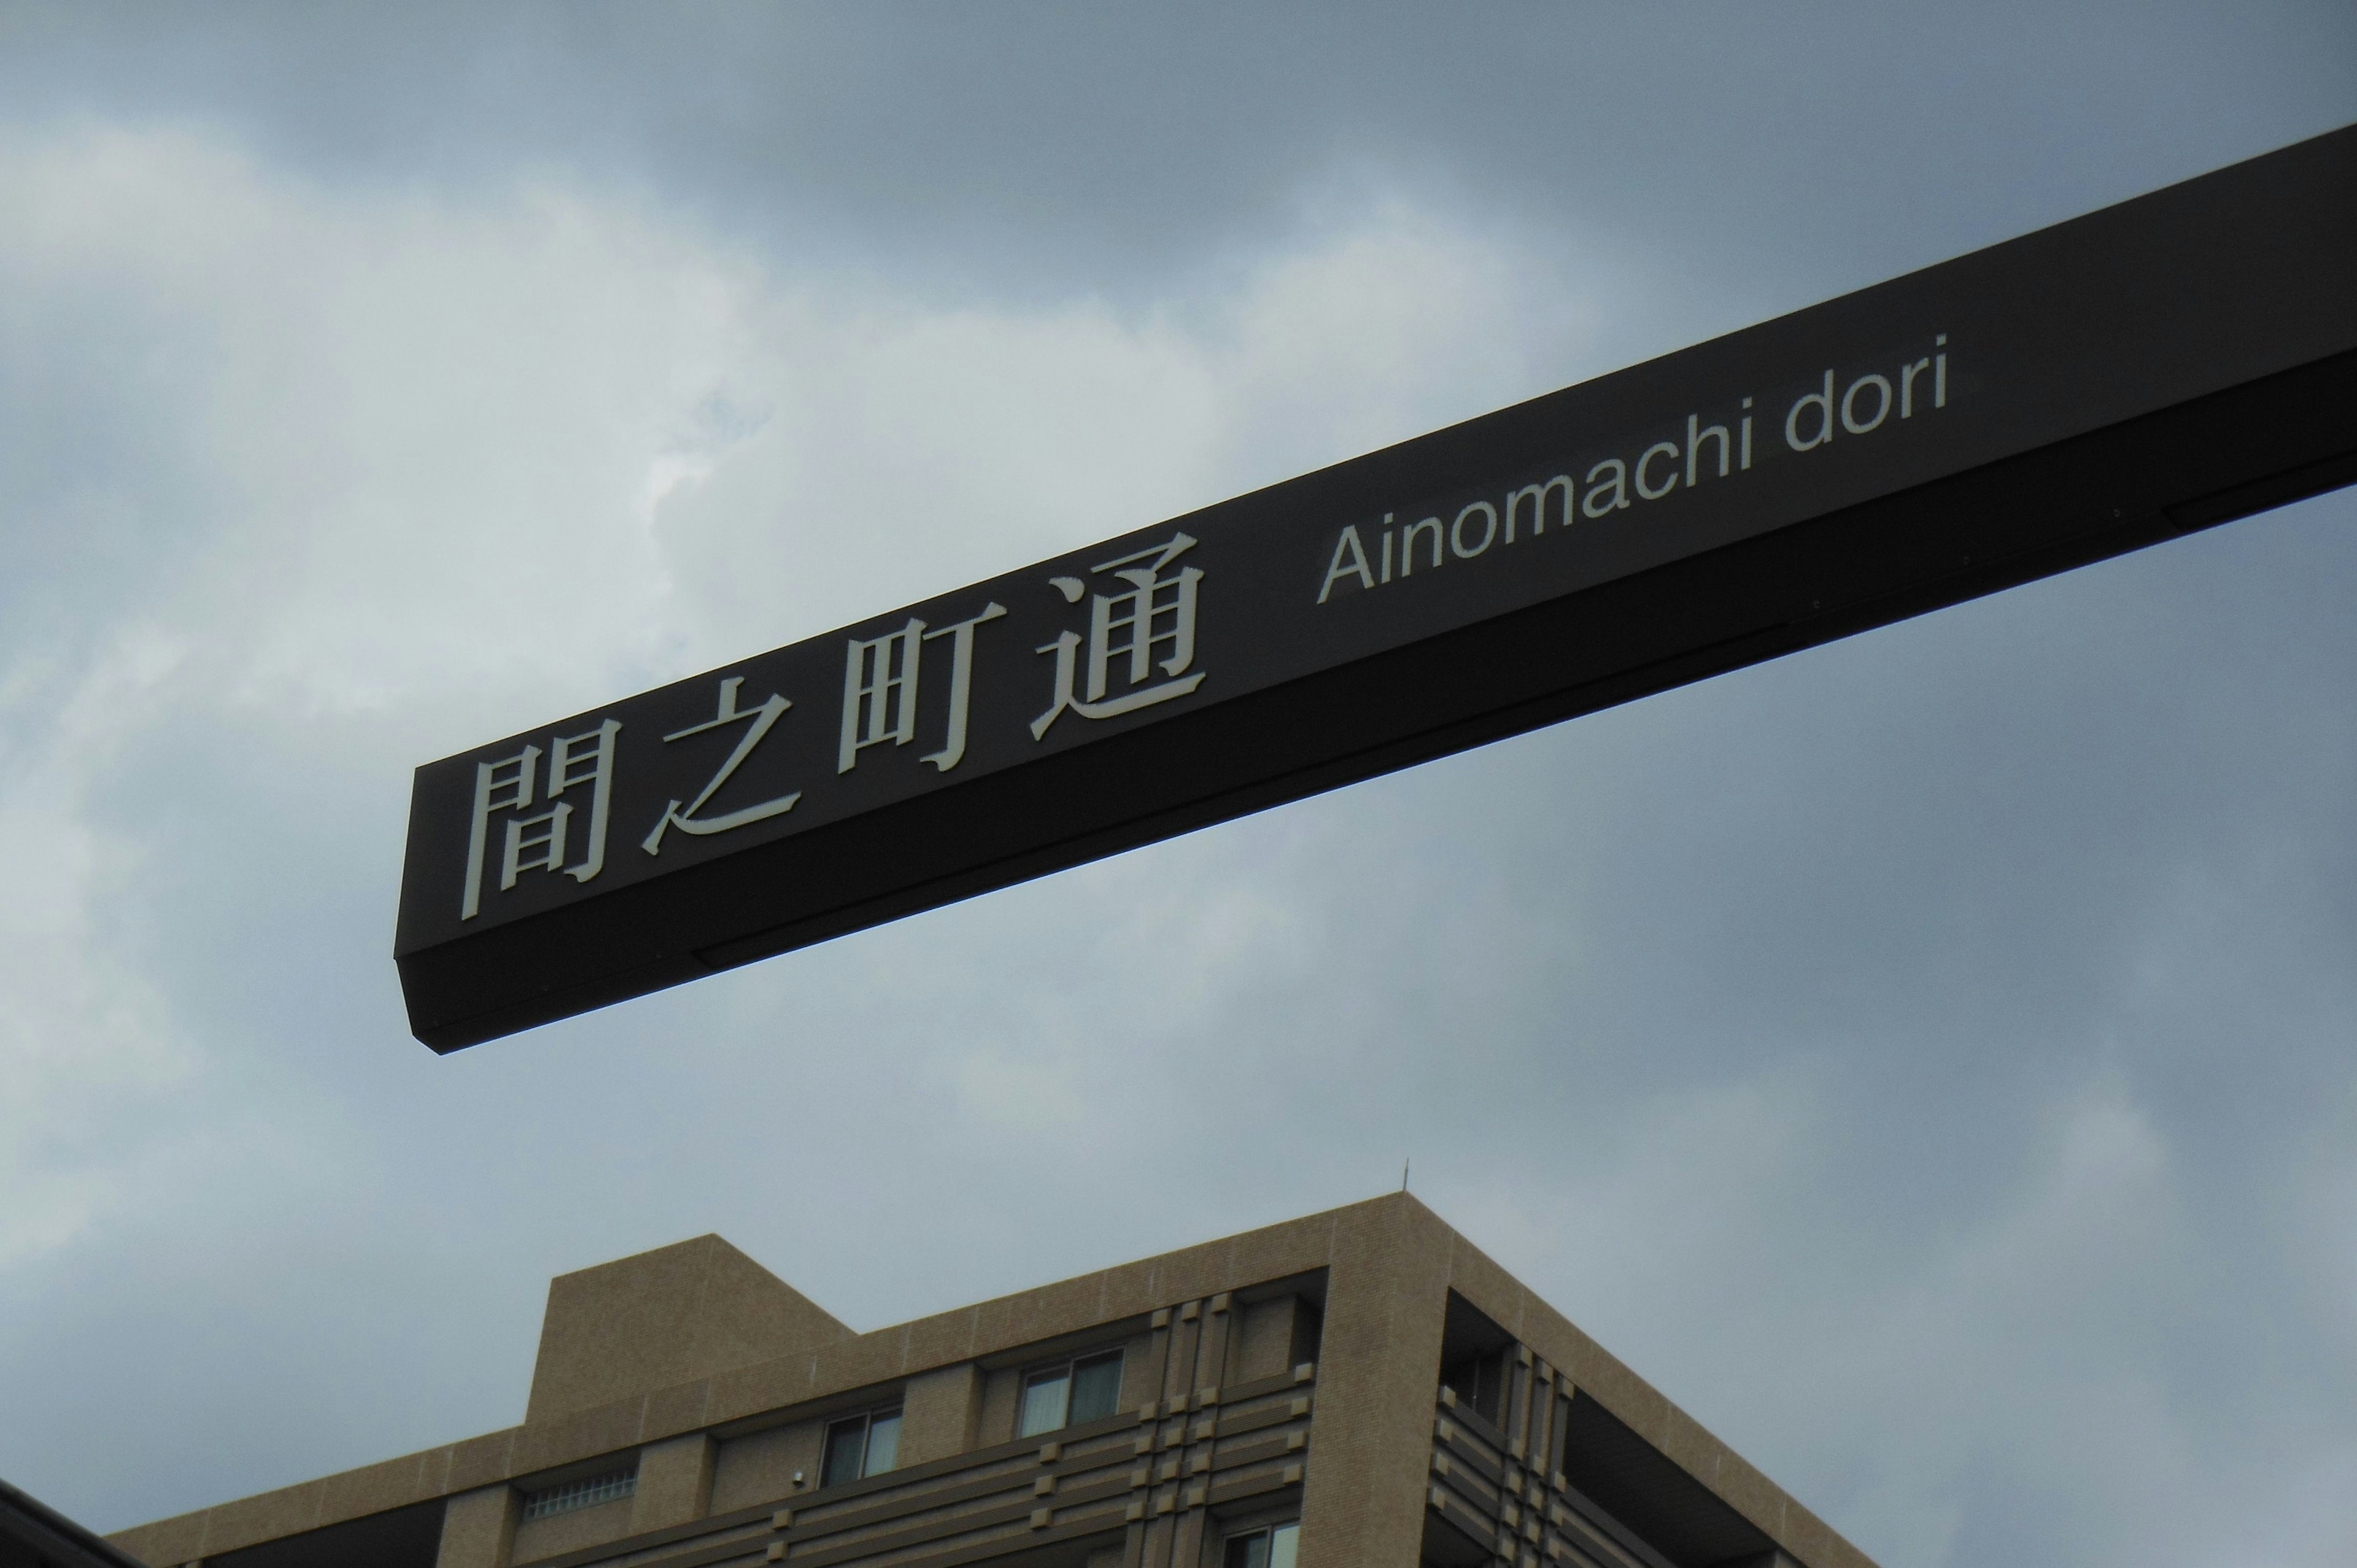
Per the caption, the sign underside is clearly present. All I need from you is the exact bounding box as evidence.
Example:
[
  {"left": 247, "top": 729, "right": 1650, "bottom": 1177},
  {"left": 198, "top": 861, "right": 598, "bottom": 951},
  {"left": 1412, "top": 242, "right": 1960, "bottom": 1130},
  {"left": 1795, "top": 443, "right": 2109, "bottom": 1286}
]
[{"left": 397, "top": 123, "right": 2357, "bottom": 1051}]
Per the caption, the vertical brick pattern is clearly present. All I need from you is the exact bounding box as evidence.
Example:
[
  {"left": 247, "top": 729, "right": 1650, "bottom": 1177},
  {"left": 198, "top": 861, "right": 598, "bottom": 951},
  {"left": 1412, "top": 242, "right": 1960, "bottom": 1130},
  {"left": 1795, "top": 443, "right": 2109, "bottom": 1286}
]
[
  {"left": 630, "top": 1434, "right": 717, "bottom": 1532},
  {"left": 1296, "top": 1197, "right": 1452, "bottom": 1568},
  {"left": 899, "top": 1364, "right": 984, "bottom": 1468},
  {"left": 433, "top": 1486, "right": 518, "bottom": 1568},
  {"left": 1432, "top": 1356, "right": 1646, "bottom": 1568}
]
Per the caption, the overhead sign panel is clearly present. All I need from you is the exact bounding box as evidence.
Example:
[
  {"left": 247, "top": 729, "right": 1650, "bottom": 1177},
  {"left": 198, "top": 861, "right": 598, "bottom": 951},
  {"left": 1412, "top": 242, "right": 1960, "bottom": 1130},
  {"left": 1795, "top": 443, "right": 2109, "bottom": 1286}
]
[{"left": 398, "top": 125, "right": 2357, "bottom": 1051}]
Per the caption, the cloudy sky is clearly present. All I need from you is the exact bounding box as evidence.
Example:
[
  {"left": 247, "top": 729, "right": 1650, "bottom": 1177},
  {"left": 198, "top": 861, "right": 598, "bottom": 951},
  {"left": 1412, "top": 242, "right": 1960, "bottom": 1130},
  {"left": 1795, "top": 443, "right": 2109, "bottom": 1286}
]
[{"left": 0, "top": 6, "right": 2351, "bottom": 1566}]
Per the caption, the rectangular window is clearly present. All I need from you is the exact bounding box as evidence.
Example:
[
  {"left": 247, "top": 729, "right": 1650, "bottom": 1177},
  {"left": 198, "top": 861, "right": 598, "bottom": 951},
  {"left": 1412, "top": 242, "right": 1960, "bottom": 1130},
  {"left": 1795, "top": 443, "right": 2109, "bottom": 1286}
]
[
  {"left": 821, "top": 1406, "right": 903, "bottom": 1488},
  {"left": 521, "top": 1467, "right": 637, "bottom": 1521},
  {"left": 1440, "top": 1348, "right": 1507, "bottom": 1426},
  {"left": 1070, "top": 1348, "right": 1123, "bottom": 1423},
  {"left": 1017, "top": 1365, "right": 1069, "bottom": 1437},
  {"left": 1223, "top": 1523, "right": 1299, "bottom": 1568},
  {"left": 1016, "top": 1348, "right": 1124, "bottom": 1437}
]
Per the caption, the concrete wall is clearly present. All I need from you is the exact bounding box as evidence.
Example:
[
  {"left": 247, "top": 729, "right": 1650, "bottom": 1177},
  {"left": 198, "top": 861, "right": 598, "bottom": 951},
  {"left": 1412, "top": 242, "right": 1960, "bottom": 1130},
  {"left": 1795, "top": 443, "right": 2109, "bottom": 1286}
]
[{"left": 109, "top": 1195, "right": 1875, "bottom": 1568}]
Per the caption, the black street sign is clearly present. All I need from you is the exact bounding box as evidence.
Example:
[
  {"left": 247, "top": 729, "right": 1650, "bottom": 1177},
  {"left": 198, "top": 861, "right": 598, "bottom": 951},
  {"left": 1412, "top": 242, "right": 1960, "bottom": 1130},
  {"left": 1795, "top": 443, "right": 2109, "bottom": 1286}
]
[{"left": 397, "top": 123, "right": 2357, "bottom": 1052}]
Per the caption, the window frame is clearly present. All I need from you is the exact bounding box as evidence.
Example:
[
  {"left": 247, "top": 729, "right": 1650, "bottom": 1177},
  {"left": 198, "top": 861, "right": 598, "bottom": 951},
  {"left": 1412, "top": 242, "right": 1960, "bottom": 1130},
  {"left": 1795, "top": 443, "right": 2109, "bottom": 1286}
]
[
  {"left": 519, "top": 1465, "right": 639, "bottom": 1521},
  {"left": 1015, "top": 1345, "right": 1126, "bottom": 1438},
  {"left": 819, "top": 1403, "right": 904, "bottom": 1488},
  {"left": 1439, "top": 1346, "right": 1509, "bottom": 1426},
  {"left": 1220, "top": 1520, "right": 1301, "bottom": 1568}
]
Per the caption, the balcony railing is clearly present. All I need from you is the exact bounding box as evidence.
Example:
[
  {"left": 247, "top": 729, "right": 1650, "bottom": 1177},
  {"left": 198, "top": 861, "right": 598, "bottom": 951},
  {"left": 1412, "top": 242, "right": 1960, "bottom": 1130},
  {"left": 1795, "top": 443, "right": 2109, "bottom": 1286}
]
[{"left": 1427, "top": 1383, "right": 1676, "bottom": 1568}]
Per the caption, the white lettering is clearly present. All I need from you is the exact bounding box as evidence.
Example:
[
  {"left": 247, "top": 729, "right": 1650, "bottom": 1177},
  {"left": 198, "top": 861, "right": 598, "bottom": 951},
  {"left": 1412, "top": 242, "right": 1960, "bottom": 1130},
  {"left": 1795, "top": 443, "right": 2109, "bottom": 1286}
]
[
  {"left": 1786, "top": 371, "right": 1836, "bottom": 451},
  {"left": 462, "top": 720, "right": 624, "bottom": 919},
  {"left": 1031, "top": 533, "right": 1207, "bottom": 740},
  {"left": 1583, "top": 458, "right": 1630, "bottom": 516},
  {"left": 1401, "top": 516, "right": 1444, "bottom": 574},
  {"left": 916, "top": 602, "right": 1007, "bottom": 773},
  {"left": 1686, "top": 415, "right": 1730, "bottom": 486},
  {"left": 840, "top": 618, "right": 925, "bottom": 773},
  {"left": 1841, "top": 373, "right": 1892, "bottom": 434},
  {"left": 1635, "top": 441, "right": 1681, "bottom": 500},
  {"left": 500, "top": 801, "right": 570, "bottom": 892},
  {"left": 1901, "top": 357, "right": 1931, "bottom": 417},
  {"left": 1310, "top": 334, "right": 1955, "bottom": 611},
  {"left": 1504, "top": 476, "right": 1573, "bottom": 541},
  {"left": 1317, "top": 525, "right": 1376, "bottom": 604},
  {"left": 1450, "top": 501, "right": 1498, "bottom": 558},
  {"left": 643, "top": 678, "right": 800, "bottom": 855},
  {"left": 464, "top": 746, "right": 537, "bottom": 919},
  {"left": 547, "top": 720, "right": 619, "bottom": 884}
]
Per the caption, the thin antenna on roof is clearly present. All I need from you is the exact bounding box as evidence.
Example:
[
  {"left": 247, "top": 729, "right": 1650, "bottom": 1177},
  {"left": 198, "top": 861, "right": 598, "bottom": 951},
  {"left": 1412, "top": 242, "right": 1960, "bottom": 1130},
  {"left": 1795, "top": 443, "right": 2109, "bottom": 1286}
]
[{"left": 1401, "top": 1157, "right": 1411, "bottom": 1192}]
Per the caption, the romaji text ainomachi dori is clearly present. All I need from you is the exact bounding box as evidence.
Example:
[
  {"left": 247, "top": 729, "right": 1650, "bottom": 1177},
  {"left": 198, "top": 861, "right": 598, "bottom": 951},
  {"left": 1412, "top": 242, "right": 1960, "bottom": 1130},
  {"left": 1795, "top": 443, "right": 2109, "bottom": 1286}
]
[{"left": 1314, "top": 337, "right": 1950, "bottom": 606}]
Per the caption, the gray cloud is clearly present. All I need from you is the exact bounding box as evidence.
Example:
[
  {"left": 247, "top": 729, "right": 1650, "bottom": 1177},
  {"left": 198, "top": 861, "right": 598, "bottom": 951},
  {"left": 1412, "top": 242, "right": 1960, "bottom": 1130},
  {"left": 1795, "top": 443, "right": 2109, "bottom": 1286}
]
[{"left": 0, "top": 8, "right": 2350, "bottom": 1568}]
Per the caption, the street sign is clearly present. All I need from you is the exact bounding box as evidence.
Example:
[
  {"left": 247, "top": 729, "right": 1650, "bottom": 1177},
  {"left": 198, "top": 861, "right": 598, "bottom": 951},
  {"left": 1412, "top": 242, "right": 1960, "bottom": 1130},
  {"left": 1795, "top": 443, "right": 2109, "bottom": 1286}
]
[{"left": 398, "top": 123, "right": 2357, "bottom": 1052}]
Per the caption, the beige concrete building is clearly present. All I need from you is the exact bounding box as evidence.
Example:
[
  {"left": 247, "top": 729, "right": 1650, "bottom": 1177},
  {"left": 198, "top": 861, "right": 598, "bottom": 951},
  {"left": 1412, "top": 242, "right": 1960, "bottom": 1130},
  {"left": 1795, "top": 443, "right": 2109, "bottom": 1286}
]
[{"left": 108, "top": 1195, "right": 1876, "bottom": 1568}]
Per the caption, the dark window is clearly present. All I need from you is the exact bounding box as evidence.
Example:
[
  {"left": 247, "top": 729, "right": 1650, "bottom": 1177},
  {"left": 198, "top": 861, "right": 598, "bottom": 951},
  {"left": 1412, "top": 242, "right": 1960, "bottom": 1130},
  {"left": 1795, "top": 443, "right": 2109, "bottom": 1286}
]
[
  {"left": 821, "top": 1406, "right": 902, "bottom": 1487},
  {"left": 1436, "top": 1291, "right": 1515, "bottom": 1429},
  {"left": 1071, "top": 1348, "right": 1123, "bottom": 1423},
  {"left": 1223, "top": 1522, "right": 1300, "bottom": 1568},
  {"left": 1438, "top": 1347, "right": 1507, "bottom": 1425},
  {"left": 1016, "top": 1347, "right": 1125, "bottom": 1437}
]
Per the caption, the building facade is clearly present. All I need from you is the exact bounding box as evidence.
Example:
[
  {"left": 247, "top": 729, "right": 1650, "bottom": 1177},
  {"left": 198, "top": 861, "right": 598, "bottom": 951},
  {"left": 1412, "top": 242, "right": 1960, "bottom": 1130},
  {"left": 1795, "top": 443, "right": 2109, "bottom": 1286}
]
[{"left": 108, "top": 1196, "right": 1876, "bottom": 1568}]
